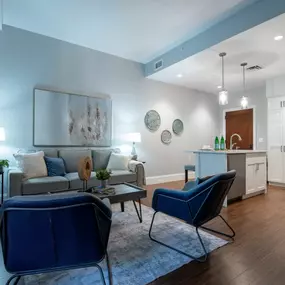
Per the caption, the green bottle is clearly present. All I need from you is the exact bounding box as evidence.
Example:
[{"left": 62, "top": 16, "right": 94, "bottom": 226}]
[
  {"left": 214, "top": 136, "right": 220, "bottom": 150},
  {"left": 220, "top": 136, "right": 225, "bottom": 150}
]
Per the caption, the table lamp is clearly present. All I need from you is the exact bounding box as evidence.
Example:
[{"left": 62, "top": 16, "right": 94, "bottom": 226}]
[{"left": 128, "top": 133, "right": 141, "bottom": 156}]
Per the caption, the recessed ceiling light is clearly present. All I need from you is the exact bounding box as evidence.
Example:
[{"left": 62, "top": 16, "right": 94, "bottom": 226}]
[
  {"left": 176, "top": 74, "right": 183, "bottom": 78},
  {"left": 274, "top": 35, "right": 283, "bottom": 41},
  {"left": 217, "top": 85, "right": 222, "bottom": 89}
]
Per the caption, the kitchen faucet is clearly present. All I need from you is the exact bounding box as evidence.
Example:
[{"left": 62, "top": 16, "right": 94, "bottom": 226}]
[{"left": 230, "top": 133, "right": 242, "bottom": 150}]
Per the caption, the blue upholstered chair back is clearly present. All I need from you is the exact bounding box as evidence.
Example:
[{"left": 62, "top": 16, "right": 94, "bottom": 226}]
[
  {"left": 1, "top": 193, "right": 112, "bottom": 274},
  {"left": 189, "top": 170, "right": 236, "bottom": 226}
]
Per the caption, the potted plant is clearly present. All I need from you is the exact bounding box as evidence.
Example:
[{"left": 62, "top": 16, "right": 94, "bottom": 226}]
[
  {"left": 96, "top": 169, "right": 111, "bottom": 188},
  {"left": 0, "top": 159, "right": 9, "bottom": 173}
]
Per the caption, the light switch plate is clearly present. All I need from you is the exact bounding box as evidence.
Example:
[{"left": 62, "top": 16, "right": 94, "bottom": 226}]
[{"left": 258, "top": 138, "right": 264, "bottom": 143}]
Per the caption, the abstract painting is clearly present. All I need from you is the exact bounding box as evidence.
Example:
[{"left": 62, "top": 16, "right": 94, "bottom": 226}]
[{"left": 34, "top": 89, "right": 112, "bottom": 146}]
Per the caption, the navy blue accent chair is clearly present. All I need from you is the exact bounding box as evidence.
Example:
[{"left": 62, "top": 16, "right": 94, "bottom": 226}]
[
  {"left": 149, "top": 170, "right": 236, "bottom": 262},
  {"left": 1, "top": 193, "right": 112, "bottom": 285}
]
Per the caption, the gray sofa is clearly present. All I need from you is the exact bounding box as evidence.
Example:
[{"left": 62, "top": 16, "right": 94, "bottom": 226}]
[{"left": 7, "top": 149, "right": 145, "bottom": 197}]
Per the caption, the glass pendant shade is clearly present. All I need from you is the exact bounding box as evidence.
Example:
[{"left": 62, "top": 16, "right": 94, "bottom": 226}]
[
  {"left": 219, "top": 90, "right": 228, "bottom": 105},
  {"left": 240, "top": 96, "right": 248, "bottom": 109},
  {"left": 219, "top": 52, "right": 228, "bottom": 105},
  {"left": 240, "top": 62, "right": 248, "bottom": 109}
]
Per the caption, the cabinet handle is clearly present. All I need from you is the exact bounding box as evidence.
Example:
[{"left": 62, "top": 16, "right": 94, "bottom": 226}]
[
  {"left": 283, "top": 146, "right": 285, "bottom": 152},
  {"left": 281, "top": 101, "right": 283, "bottom": 108}
]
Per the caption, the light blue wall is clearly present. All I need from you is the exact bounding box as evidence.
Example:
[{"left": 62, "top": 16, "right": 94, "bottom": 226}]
[{"left": 0, "top": 26, "right": 220, "bottom": 177}]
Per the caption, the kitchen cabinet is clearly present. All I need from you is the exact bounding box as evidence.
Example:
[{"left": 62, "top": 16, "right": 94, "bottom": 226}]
[
  {"left": 187, "top": 150, "right": 267, "bottom": 206},
  {"left": 246, "top": 154, "right": 267, "bottom": 195},
  {"left": 268, "top": 96, "right": 285, "bottom": 184}
]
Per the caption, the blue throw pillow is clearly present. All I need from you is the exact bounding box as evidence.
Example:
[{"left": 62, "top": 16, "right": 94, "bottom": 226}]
[{"left": 44, "top": 156, "right": 66, "bottom": 177}]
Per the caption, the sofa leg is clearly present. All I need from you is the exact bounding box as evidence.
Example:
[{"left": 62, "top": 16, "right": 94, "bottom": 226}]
[
  {"left": 200, "top": 214, "right": 235, "bottom": 239},
  {"left": 148, "top": 211, "right": 208, "bottom": 262},
  {"left": 6, "top": 275, "right": 21, "bottom": 285}
]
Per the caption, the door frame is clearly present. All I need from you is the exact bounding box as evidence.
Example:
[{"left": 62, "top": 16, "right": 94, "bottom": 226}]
[{"left": 222, "top": 106, "right": 256, "bottom": 150}]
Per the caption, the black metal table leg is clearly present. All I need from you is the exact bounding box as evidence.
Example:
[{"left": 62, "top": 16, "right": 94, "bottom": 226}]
[
  {"left": 120, "top": 202, "right": 125, "bottom": 212},
  {"left": 133, "top": 199, "right": 142, "bottom": 223}
]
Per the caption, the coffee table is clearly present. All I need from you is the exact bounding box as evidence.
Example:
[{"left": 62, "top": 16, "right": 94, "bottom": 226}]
[{"left": 93, "top": 183, "right": 147, "bottom": 223}]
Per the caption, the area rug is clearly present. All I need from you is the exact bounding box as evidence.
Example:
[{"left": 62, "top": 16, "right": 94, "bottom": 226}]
[{"left": 24, "top": 202, "right": 228, "bottom": 285}]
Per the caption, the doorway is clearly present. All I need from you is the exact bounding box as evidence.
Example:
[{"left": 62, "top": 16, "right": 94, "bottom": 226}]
[{"left": 225, "top": 108, "right": 254, "bottom": 150}]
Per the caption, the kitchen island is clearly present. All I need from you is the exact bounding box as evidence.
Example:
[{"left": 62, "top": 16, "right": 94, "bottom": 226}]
[{"left": 186, "top": 150, "right": 267, "bottom": 205}]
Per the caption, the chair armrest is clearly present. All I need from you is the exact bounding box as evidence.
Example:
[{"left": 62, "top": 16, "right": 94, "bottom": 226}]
[
  {"left": 128, "top": 160, "right": 146, "bottom": 186},
  {"left": 152, "top": 188, "right": 189, "bottom": 209},
  {"left": 7, "top": 168, "right": 24, "bottom": 197},
  {"left": 152, "top": 188, "right": 193, "bottom": 223}
]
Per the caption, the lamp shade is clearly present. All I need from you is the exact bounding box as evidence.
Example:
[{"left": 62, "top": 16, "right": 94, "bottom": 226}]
[
  {"left": 0, "top": 127, "right": 5, "bottom": 142},
  {"left": 240, "top": 96, "right": 248, "bottom": 109},
  {"left": 219, "top": 90, "right": 228, "bottom": 105},
  {"left": 125, "top": 133, "right": 141, "bottom": 143}
]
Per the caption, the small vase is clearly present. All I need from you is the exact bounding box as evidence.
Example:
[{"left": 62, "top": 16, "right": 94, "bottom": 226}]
[{"left": 100, "top": 180, "right": 108, "bottom": 189}]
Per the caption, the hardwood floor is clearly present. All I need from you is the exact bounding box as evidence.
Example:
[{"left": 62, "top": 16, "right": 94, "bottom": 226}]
[{"left": 142, "top": 182, "right": 285, "bottom": 285}]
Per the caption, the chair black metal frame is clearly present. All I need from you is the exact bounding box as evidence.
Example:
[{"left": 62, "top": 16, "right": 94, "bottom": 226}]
[
  {"left": 149, "top": 177, "right": 236, "bottom": 262},
  {"left": 1, "top": 202, "right": 113, "bottom": 285}
]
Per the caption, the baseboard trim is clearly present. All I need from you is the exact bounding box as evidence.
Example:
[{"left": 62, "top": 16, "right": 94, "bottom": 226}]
[
  {"left": 269, "top": 182, "right": 285, "bottom": 187},
  {"left": 146, "top": 172, "right": 195, "bottom": 185}
]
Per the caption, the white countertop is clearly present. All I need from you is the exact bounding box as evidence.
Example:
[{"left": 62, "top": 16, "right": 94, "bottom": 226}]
[{"left": 186, "top": 150, "right": 267, "bottom": 154}]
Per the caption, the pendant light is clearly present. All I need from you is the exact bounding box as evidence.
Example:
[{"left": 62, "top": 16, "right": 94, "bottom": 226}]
[
  {"left": 219, "top": 52, "right": 228, "bottom": 105},
  {"left": 240, "top": 62, "right": 248, "bottom": 109}
]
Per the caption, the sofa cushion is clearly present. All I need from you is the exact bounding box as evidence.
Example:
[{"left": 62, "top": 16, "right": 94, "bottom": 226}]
[
  {"left": 65, "top": 170, "right": 136, "bottom": 190},
  {"left": 13, "top": 151, "right": 48, "bottom": 179},
  {"left": 59, "top": 150, "right": 92, "bottom": 173},
  {"left": 22, "top": 176, "right": 69, "bottom": 195},
  {"left": 109, "top": 170, "right": 136, "bottom": 185},
  {"left": 43, "top": 149, "right": 58, "bottom": 158},
  {"left": 107, "top": 153, "right": 131, "bottom": 171},
  {"left": 44, "top": 156, "right": 66, "bottom": 177},
  {"left": 92, "top": 149, "right": 112, "bottom": 171},
  {"left": 65, "top": 172, "right": 100, "bottom": 190}
]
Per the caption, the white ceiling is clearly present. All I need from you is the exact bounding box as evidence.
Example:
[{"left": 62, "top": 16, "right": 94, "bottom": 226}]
[
  {"left": 149, "top": 13, "right": 285, "bottom": 94},
  {"left": 3, "top": 0, "right": 251, "bottom": 63}
]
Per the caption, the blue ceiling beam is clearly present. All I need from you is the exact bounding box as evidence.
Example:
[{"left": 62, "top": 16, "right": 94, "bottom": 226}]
[{"left": 145, "top": 0, "right": 285, "bottom": 76}]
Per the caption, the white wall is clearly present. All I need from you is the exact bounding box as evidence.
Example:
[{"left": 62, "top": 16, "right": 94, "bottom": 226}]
[
  {"left": 219, "top": 86, "right": 267, "bottom": 150},
  {"left": 0, "top": 26, "right": 220, "bottom": 178}
]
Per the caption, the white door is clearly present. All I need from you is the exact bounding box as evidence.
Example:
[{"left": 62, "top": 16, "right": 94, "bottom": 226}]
[{"left": 268, "top": 98, "right": 284, "bottom": 183}]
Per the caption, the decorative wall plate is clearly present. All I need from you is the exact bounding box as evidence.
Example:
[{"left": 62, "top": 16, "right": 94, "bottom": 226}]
[
  {"left": 144, "top": 110, "right": 161, "bottom": 132},
  {"left": 161, "top": 130, "right": 172, "bottom": 145},
  {"left": 172, "top": 119, "right": 184, "bottom": 135}
]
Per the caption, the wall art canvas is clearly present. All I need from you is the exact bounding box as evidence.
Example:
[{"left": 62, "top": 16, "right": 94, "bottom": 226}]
[{"left": 34, "top": 89, "right": 112, "bottom": 146}]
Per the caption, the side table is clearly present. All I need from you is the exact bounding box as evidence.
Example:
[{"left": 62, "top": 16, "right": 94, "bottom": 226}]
[{"left": 0, "top": 171, "right": 4, "bottom": 204}]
